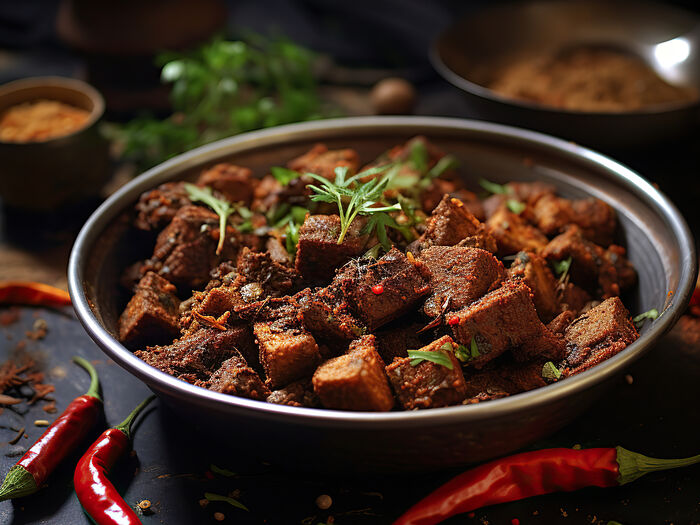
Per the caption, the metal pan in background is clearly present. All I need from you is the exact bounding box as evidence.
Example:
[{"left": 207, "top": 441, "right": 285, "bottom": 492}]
[{"left": 431, "top": 0, "right": 700, "bottom": 150}]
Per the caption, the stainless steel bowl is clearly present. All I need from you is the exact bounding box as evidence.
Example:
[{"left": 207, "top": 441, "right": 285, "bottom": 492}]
[
  {"left": 68, "top": 117, "right": 696, "bottom": 471},
  {"left": 431, "top": 0, "right": 700, "bottom": 149}
]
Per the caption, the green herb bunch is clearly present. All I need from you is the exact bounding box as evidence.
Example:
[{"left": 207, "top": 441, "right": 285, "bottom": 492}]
[{"left": 115, "top": 36, "right": 332, "bottom": 169}]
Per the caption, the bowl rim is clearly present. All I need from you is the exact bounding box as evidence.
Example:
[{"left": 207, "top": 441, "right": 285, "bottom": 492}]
[
  {"left": 0, "top": 75, "right": 105, "bottom": 145},
  {"left": 429, "top": 0, "right": 700, "bottom": 117},
  {"left": 68, "top": 116, "right": 697, "bottom": 429}
]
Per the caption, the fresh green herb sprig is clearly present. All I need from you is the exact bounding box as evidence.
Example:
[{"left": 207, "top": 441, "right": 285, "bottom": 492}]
[
  {"left": 270, "top": 166, "right": 301, "bottom": 186},
  {"left": 480, "top": 178, "right": 525, "bottom": 214},
  {"left": 306, "top": 165, "right": 402, "bottom": 245},
  {"left": 113, "top": 36, "right": 334, "bottom": 169},
  {"left": 204, "top": 492, "right": 248, "bottom": 511},
  {"left": 633, "top": 308, "right": 659, "bottom": 328},
  {"left": 185, "top": 184, "right": 233, "bottom": 255},
  {"left": 454, "top": 338, "right": 480, "bottom": 363},
  {"left": 552, "top": 257, "right": 573, "bottom": 281},
  {"left": 407, "top": 349, "right": 454, "bottom": 370}
]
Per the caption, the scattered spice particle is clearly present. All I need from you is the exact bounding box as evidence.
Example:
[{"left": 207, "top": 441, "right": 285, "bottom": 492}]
[
  {"left": 560, "top": 508, "right": 568, "bottom": 517},
  {"left": 214, "top": 512, "right": 225, "bottom": 521},
  {"left": 0, "top": 307, "right": 21, "bottom": 326},
  {"left": 137, "top": 500, "right": 152, "bottom": 513},
  {"left": 316, "top": 494, "right": 332, "bottom": 510},
  {"left": 447, "top": 316, "right": 459, "bottom": 326},
  {"left": 204, "top": 470, "right": 215, "bottom": 480},
  {"left": 14, "top": 340, "right": 25, "bottom": 351},
  {"left": 26, "top": 318, "right": 48, "bottom": 340},
  {"left": 511, "top": 519, "right": 520, "bottom": 525},
  {"left": 0, "top": 394, "right": 22, "bottom": 405},
  {"left": 199, "top": 499, "right": 209, "bottom": 508},
  {"left": 34, "top": 419, "right": 50, "bottom": 427},
  {"left": 42, "top": 401, "right": 57, "bottom": 413},
  {"left": 8, "top": 426, "right": 25, "bottom": 445},
  {"left": 533, "top": 510, "right": 540, "bottom": 516},
  {"left": 625, "top": 374, "right": 634, "bottom": 385},
  {"left": 468, "top": 512, "right": 476, "bottom": 518}
]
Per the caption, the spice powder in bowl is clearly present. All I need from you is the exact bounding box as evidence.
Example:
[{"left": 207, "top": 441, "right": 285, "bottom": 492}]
[{"left": 0, "top": 99, "right": 91, "bottom": 142}]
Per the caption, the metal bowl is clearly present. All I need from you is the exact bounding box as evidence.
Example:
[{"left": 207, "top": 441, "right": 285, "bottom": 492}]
[
  {"left": 431, "top": 0, "right": 700, "bottom": 149},
  {"left": 68, "top": 117, "right": 696, "bottom": 471}
]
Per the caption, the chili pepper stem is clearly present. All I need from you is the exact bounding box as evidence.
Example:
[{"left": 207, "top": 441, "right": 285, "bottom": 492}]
[
  {"left": 72, "top": 356, "right": 102, "bottom": 402},
  {"left": 0, "top": 466, "right": 37, "bottom": 501},
  {"left": 616, "top": 446, "right": 700, "bottom": 485},
  {"left": 114, "top": 396, "right": 156, "bottom": 440}
]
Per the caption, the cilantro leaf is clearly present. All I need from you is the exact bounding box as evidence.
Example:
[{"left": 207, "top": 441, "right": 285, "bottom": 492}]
[
  {"left": 407, "top": 350, "right": 454, "bottom": 370},
  {"left": 270, "top": 166, "right": 300, "bottom": 185},
  {"left": 633, "top": 308, "right": 658, "bottom": 328},
  {"left": 479, "top": 178, "right": 510, "bottom": 195},
  {"left": 542, "top": 361, "right": 562, "bottom": 381},
  {"left": 506, "top": 199, "right": 526, "bottom": 214},
  {"left": 552, "top": 257, "right": 573, "bottom": 280},
  {"left": 185, "top": 183, "right": 233, "bottom": 255}
]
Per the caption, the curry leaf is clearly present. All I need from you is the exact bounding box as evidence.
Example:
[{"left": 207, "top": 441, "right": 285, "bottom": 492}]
[
  {"left": 185, "top": 183, "right": 233, "bottom": 255},
  {"left": 407, "top": 350, "right": 454, "bottom": 370}
]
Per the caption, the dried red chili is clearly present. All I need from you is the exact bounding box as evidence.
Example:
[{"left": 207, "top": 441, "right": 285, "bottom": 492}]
[
  {"left": 394, "top": 447, "right": 700, "bottom": 525},
  {"left": 0, "top": 357, "right": 101, "bottom": 500},
  {"left": 0, "top": 281, "right": 71, "bottom": 308},
  {"left": 75, "top": 396, "right": 155, "bottom": 525},
  {"left": 447, "top": 316, "right": 459, "bottom": 326},
  {"left": 372, "top": 284, "right": 384, "bottom": 295}
]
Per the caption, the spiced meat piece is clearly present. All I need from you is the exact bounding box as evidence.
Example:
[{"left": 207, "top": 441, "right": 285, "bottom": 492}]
[
  {"left": 312, "top": 335, "right": 394, "bottom": 411},
  {"left": 266, "top": 379, "right": 320, "bottom": 408},
  {"left": 421, "top": 179, "right": 484, "bottom": 219},
  {"left": 462, "top": 360, "right": 547, "bottom": 404},
  {"left": 235, "top": 247, "right": 300, "bottom": 298},
  {"left": 294, "top": 215, "right": 371, "bottom": 283},
  {"left": 547, "top": 310, "right": 576, "bottom": 335},
  {"left": 145, "top": 205, "right": 241, "bottom": 288},
  {"left": 508, "top": 251, "right": 560, "bottom": 322},
  {"left": 134, "top": 182, "right": 191, "bottom": 231},
  {"left": 287, "top": 143, "right": 360, "bottom": 180},
  {"left": 562, "top": 297, "right": 638, "bottom": 376},
  {"left": 481, "top": 181, "right": 556, "bottom": 219},
  {"left": 560, "top": 282, "right": 592, "bottom": 314},
  {"left": 418, "top": 246, "right": 505, "bottom": 318},
  {"left": 449, "top": 281, "right": 565, "bottom": 366},
  {"left": 196, "top": 163, "right": 256, "bottom": 206},
  {"left": 532, "top": 194, "right": 617, "bottom": 246},
  {"left": 385, "top": 336, "right": 467, "bottom": 410},
  {"left": 246, "top": 295, "right": 321, "bottom": 389},
  {"left": 197, "top": 353, "right": 270, "bottom": 401},
  {"left": 542, "top": 225, "right": 636, "bottom": 298},
  {"left": 486, "top": 205, "right": 549, "bottom": 257},
  {"left": 374, "top": 317, "right": 427, "bottom": 365},
  {"left": 134, "top": 326, "right": 251, "bottom": 382},
  {"left": 300, "top": 285, "right": 366, "bottom": 342},
  {"left": 336, "top": 248, "right": 431, "bottom": 331},
  {"left": 420, "top": 194, "right": 495, "bottom": 249},
  {"left": 119, "top": 271, "right": 180, "bottom": 347}
]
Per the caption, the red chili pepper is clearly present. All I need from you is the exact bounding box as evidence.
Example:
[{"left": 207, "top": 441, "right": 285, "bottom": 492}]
[
  {"left": 372, "top": 284, "right": 384, "bottom": 295},
  {"left": 394, "top": 447, "right": 700, "bottom": 525},
  {"left": 0, "top": 357, "right": 101, "bottom": 501},
  {"left": 0, "top": 281, "right": 71, "bottom": 308},
  {"left": 75, "top": 396, "right": 155, "bottom": 525},
  {"left": 447, "top": 316, "right": 459, "bottom": 326}
]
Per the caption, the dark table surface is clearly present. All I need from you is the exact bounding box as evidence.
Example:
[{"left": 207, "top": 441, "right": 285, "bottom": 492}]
[{"left": 1, "top": 61, "right": 700, "bottom": 525}]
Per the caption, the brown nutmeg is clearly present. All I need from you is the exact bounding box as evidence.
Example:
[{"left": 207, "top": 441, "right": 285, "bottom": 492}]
[{"left": 370, "top": 77, "right": 416, "bottom": 114}]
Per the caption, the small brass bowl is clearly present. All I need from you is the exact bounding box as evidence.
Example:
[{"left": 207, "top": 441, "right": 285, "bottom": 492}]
[{"left": 0, "top": 76, "right": 109, "bottom": 211}]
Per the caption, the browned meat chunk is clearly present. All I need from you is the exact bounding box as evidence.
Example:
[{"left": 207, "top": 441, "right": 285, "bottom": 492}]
[
  {"left": 118, "top": 271, "right": 180, "bottom": 347},
  {"left": 560, "top": 282, "right": 592, "bottom": 314},
  {"left": 563, "top": 297, "right": 638, "bottom": 376},
  {"left": 486, "top": 205, "right": 549, "bottom": 257},
  {"left": 336, "top": 248, "right": 431, "bottom": 331},
  {"left": 373, "top": 321, "right": 421, "bottom": 365},
  {"left": 266, "top": 236, "right": 292, "bottom": 265},
  {"left": 421, "top": 179, "right": 484, "bottom": 218},
  {"left": 300, "top": 286, "right": 365, "bottom": 342},
  {"left": 267, "top": 379, "right": 319, "bottom": 407},
  {"left": 543, "top": 225, "right": 636, "bottom": 298},
  {"left": 235, "top": 247, "right": 300, "bottom": 298},
  {"left": 198, "top": 353, "right": 270, "bottom": 401},
  {"left": 481, "top": 181, "right": 555, "bottom": 219},
  {"left": 533, "top": 194, "right": 616, "bottom": 246},
  {"left": 547, "top": 310, "right": 576, "bottom": 335},
  {"left": 419, "top": 246, "right": 505, "bottom": 318},
  {"left": 134, "top": 182, "right": 191, "bottom": 231},
  {"left": 134, "top": 326, "right": 251, "bottom": 383},
  {"left": 196, "top": 163, "right": 256, "bottom": 206},
  {"left": 287, "top": 143, "right": 359, "bottom": 180},
  {"left": 420, "top": 195, "right": 495, "bottom": 249},
  {"left": 145, "top": 205, "right": 241, "bottom": 288},
  {"left": 449, "top": 281, "right": 565, "bottom": 366},
  {"left": 508, "top": 251, "right": 560, "bottom": 322},
  {"left": 312, "top": 335, "right": 394, "bottom": 411},
  {"left": 463, "top": 360, "right": 547, "bottom": 404},
  {"left": 385, "top": 336, "right": 467, "bottom": 410},
  {"left": 294, "top": 215, "right": 371, "bottom": 283}
]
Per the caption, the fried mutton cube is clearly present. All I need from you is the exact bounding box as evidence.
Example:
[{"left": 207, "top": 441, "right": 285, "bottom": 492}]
[
  {"left": 119, "top": 271, "right": 180, "bottom": 347},
  {"left": 563, "top": 297, "right": 638, "bottom": 376},
  {"left": 385, "top": 336, "right": 467, "bottom": 410},
  {"left": 312, "top": 335, "right": 394, "bottom": 411},
  {"left": 199, "top": 353, "right": 270, "bottom": 401},
  {"left": 449, "top": 281, "right": 565, "bottom": 366},
  {"left": 196, "top": 163, "right": 256, "bottom": 206}
]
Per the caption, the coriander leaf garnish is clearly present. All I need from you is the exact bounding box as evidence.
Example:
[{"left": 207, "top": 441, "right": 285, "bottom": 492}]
[
  {"left": 552, "top": 257, "right": 573, "bottom": 280},
  {"left": 633, "top": 308, "right": 659, "bottom": 328},
  {"left": 454, "top": 337, "right": 481, "bottom": 363},
  {"left": 284, "top": 220, "right": 300, "bottom": 257},
  {"left": 363, "top": 211, "right": 414, "bottom": 251},
  {"left": 409, "top": 140, "right": 428, "bottom": 172},
  {"left": 542, "top": 361, "right": 562, "bottom": 381},
  {"left": 407, "top": 349, "right": 454, "bottom": 370},
  {"left": 427, "top": 155, "right": 459, "bottom": 179},
  {"left": 185, "top": 183, "right": 233, "bottom": 255},
  {"left": 306, "top": 164, "right": 400, "bottom": 245},
  {"left": 479, "top": 178, "right": 510, "bottom": 195},
  {"left": 204, "top": 492, "right": 249, "bottom": 511},
  {"left": 506, "top": 199, "right": 526, "bottom": 215},
  {"left": 270, "top": 166, "right": 300, "bottom": 185}
]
